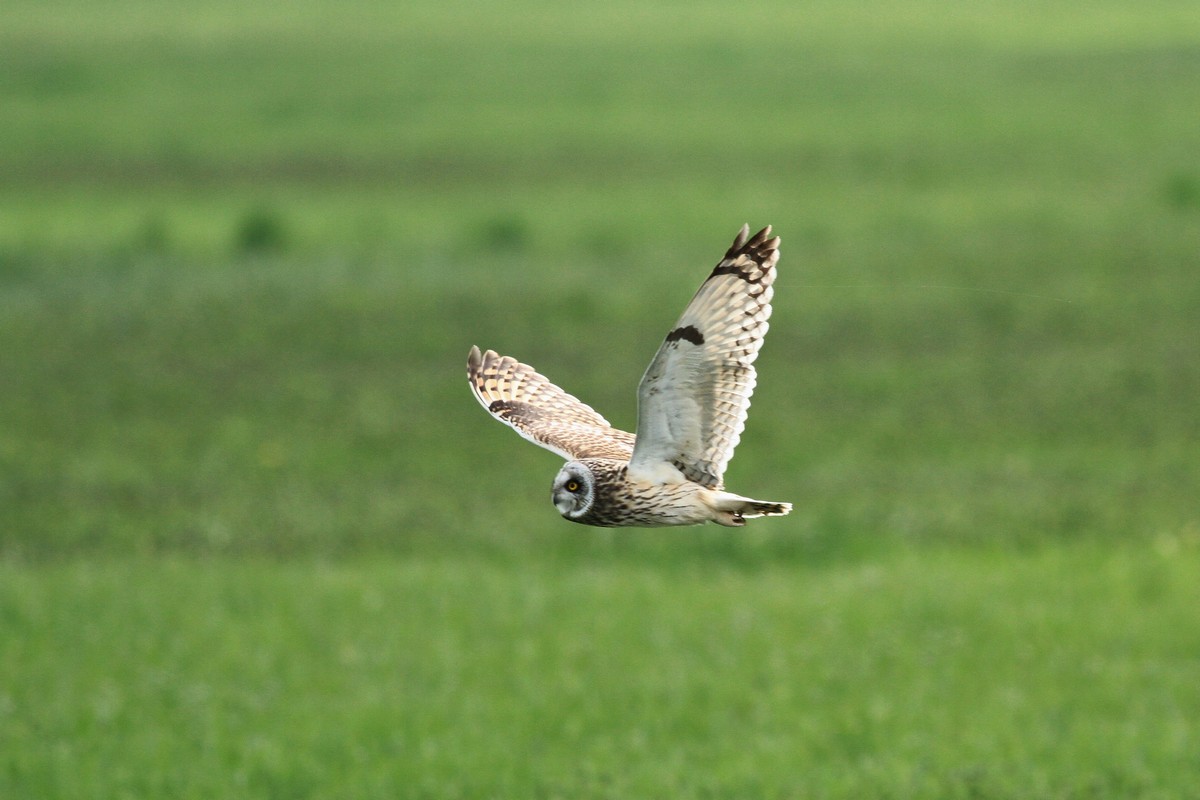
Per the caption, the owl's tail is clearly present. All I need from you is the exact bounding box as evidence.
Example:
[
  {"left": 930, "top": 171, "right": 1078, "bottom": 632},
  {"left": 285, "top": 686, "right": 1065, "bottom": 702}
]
[
  {"left": 743, "top": 499, "right": 792, "bottom": 518},
  {"left": 708, "top": 491, "right": 792, "bottom": 527}
]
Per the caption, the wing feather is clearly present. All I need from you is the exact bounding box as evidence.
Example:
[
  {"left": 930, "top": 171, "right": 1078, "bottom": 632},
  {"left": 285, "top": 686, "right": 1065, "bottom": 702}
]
[
  {"left": 467, "top": 346, "right": 636, "bottom": 461},
  {"left": 628, "top": 224, "right": 779, "bottom": 488}
]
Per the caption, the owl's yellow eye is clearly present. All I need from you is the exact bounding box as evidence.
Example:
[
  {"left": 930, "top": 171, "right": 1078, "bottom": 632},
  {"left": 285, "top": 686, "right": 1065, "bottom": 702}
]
[{"left": 566, "top": 480, "right": 580, "bottom": 492}]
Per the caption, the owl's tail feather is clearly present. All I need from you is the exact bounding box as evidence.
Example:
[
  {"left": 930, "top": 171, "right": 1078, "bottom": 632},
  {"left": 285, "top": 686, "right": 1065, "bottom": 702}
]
[
  {"left": 709, "top": 492, "right": 792, "bottom": 527},
  {"left": 743, "top": 500, "right": 792, "bottom": 518}
]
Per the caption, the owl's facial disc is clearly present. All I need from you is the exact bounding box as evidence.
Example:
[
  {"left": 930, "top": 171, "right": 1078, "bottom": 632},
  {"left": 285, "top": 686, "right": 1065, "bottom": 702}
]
[{"left": 552, "top": 463, "right": 592, "bottom": 519}]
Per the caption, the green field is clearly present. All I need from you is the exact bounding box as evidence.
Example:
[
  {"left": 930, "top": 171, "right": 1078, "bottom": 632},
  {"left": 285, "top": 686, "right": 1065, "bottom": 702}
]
[{"left": 3, "top": 0, "right": 1199, "bottom": 796}]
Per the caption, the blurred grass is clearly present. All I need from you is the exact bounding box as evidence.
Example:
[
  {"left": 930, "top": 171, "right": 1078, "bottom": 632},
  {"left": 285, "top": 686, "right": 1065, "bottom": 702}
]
[
  {"left": 2, "top": 0, "right": 1200, "bottom": 556},
  {"left": 4, "top": 546, "right": 1199, "bottom": 797},
  {"left": 5, "top": 0, "right": 1200, "bottom": 254},
  {"left": 2, "top": 0, "right": 1200, "bottom": 796}
]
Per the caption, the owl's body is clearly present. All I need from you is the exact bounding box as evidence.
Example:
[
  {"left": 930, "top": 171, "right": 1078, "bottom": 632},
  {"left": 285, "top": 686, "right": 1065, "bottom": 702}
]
[
  {"left": 553, "top": 458, "right": 786, "bottom": 528},
  {"left": 468, "top": 224, "right": 791, "bottom": 528}
]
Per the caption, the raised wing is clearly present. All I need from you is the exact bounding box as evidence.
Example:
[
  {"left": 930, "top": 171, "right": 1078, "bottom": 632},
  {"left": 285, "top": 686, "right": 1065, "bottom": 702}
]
[
  {"left": 628, "top": 224, "right": 779, "bottom": 489},
  {"left": 467, "top": 346, "right": 636, "bottom": 462}
]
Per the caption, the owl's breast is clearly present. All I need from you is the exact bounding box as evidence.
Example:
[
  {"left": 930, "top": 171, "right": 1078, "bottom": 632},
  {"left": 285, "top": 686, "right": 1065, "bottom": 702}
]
[{"left": 574, "top": 462, "right": 712, "bottom": 528}]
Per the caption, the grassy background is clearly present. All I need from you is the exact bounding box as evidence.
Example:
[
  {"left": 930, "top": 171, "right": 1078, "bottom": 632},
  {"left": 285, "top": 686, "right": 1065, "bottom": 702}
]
[{"left": 3, "top": 0, "right": 1199, "bottom": 796}]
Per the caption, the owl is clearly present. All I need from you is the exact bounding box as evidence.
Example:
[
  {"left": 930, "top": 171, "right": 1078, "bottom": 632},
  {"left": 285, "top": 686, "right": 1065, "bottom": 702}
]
[{"left": 467, "top": 224, "right": 791, "bottom": 527}]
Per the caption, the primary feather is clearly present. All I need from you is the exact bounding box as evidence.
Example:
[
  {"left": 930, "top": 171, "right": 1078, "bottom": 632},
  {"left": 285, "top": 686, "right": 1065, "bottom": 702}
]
[
  {"left": 628, "top": 224, "right": 779, "bottom": 488},
  {"left": 466, "top": 346, "right": 636, "bottom": 461}
]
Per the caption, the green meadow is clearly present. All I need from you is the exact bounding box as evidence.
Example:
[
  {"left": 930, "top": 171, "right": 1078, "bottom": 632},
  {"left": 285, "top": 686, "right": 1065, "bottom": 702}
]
[{"left": 3, "top": 0, "right": 1199, "bottom": 796}]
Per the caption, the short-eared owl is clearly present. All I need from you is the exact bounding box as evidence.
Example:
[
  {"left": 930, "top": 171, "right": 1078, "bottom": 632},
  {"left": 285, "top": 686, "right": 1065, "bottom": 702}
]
[{"left": 467, "top": 224, "right": 791, "bottom": 527}]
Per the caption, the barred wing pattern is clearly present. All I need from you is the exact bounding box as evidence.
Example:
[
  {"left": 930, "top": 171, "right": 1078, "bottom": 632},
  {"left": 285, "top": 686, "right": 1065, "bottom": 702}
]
[
  {"left": 628, "top": 225, "right": 779, "bottom": 489},
  {"left": 467, "top": 346, "right": 636, "bottom": 462}
]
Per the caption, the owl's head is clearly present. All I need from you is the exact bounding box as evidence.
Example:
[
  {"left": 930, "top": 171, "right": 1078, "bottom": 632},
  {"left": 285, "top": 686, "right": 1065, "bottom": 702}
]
[{"left": 552, "top": 462, "right": 595, "bottom": 521}]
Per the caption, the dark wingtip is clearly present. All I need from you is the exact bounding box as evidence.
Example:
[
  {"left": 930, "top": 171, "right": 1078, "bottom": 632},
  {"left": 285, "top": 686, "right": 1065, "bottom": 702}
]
[
  {"left": 730, "top": 223, "right": 751, "bottom": 251},
  {"left": 726, "top": 224, "right": 778, "bottom": 260},
  {"left": 719, "top": 224, "right": 780, "bottom": 278}
]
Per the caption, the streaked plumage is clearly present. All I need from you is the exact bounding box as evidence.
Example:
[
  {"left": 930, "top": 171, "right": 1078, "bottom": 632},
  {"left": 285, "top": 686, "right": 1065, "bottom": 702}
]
[{"left": 467, "top": 224, "right": 791, "bottom": 527}]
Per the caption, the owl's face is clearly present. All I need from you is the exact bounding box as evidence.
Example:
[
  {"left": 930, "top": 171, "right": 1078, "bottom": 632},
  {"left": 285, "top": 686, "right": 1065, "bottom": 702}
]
[{"left": 552, "top": 462, "right": 594, "bottom": 520}]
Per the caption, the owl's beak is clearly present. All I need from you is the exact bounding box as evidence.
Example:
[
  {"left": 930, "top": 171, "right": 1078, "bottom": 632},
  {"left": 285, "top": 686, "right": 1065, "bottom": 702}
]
[{"left": 553, "top": 489, "right": 575, "bottom": 516}]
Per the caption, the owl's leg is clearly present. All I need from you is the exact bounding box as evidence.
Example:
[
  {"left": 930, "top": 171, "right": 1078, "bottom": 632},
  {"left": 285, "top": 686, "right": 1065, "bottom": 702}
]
[
  {"left": 712, "top": 510, "right": 747, "bottom": 527},
  {"left": 706, "top": 489, "right": 790, "bottom": 526}
]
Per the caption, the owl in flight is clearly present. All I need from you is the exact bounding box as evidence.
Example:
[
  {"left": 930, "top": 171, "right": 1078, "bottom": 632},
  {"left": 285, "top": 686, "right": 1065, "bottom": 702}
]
[{"left": 467, "top": 224, "right": 791, "bottom": 527}]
